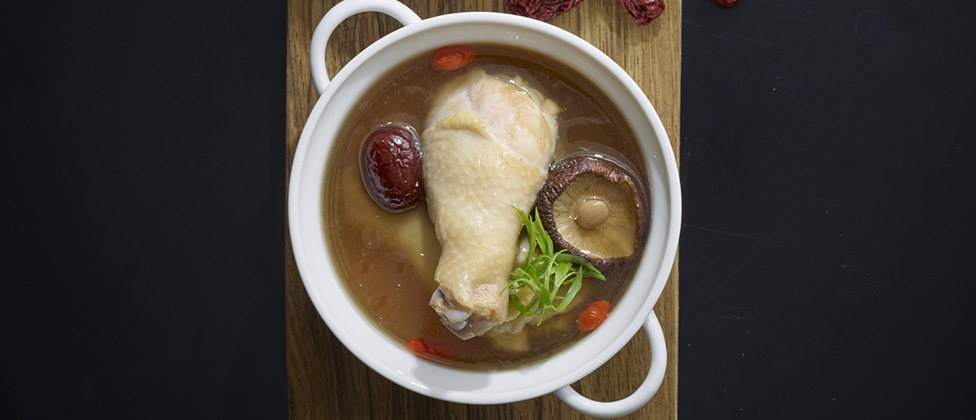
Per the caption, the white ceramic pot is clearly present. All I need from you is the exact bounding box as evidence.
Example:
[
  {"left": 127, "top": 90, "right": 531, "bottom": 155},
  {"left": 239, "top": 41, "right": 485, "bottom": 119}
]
[{"left": 288, "top": 0, "right": 681, "bottom": 417}]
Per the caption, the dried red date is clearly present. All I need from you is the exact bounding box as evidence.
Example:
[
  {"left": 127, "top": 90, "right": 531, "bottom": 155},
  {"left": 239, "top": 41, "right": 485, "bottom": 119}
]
[
  {"left": 712, "top": 0, "right": 739, "bottom": 7},
  {"left": 507, "top": 0, "right": 582, "bottom": 22},
  {"left": 360, "top": 125, "right": 423, "bottom": 212},
  {"left": 616, "top": 0, "right": 665, "bottom": 25}
]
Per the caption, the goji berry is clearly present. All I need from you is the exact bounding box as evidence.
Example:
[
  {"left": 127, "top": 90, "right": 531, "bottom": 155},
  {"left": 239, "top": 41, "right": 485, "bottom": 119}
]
[
  {"left": 407, "top": 337, "right": 452, "bottom": 360},
  {"left": 577, "top": 300, "right": 610, "bottom": 332},
  {"left": 432, "top": 45, "right": 474, "bottom": 71}
]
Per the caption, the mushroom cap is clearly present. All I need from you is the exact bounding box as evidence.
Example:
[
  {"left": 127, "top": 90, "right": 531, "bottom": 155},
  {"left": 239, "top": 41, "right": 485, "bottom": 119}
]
[{"left": 537, "top": 154, "right": 648, "bottom": 272}]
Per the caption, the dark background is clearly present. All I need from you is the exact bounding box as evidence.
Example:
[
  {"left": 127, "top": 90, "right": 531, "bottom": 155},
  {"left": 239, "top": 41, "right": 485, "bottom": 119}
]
[
  {"left": 2, "top": 0, "right": 973, "bottom": 418},
  {"left": 2, "top": 0, "right": 286, "bottom": 418},
  {"left": 680, "top": 0, "right": 975, "bottom": 418}
]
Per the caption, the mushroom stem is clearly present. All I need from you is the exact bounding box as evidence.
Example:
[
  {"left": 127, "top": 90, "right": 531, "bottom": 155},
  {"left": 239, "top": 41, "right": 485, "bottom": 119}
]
[{"left": 576, "top": 198, "right": 610, "bottom": 230}]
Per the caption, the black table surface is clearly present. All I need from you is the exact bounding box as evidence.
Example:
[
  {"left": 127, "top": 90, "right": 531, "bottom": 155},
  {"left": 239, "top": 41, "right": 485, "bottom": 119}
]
[{"left": 3, "top": 0, "right": 973, "bottom": 418}]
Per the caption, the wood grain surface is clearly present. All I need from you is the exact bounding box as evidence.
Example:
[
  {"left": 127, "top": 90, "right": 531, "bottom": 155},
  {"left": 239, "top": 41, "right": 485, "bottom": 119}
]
[{"left": 285, "top": 1, "right": 680, "bottom": 418}]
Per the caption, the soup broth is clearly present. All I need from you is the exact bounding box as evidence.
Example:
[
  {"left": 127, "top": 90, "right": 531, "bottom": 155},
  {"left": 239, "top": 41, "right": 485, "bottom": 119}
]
[{"left": 323, "top": 44, "right": 646, "bottom": 370}]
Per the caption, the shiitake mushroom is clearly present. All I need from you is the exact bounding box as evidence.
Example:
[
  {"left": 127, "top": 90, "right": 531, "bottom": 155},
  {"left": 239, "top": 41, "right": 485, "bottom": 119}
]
[{"left": 536, "top": 153, "right": 648, "bottom": 273}]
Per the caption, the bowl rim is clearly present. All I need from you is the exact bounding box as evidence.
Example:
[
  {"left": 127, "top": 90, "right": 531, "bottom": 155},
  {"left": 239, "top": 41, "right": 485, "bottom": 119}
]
[{"left": 288, "top": 11, "right": 681, "bottom": 404}]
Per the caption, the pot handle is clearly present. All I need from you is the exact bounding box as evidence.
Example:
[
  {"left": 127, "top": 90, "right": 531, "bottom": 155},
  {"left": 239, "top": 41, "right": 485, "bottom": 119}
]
[
  {"left": 554, "top": 310, "right": 668, "bottom": 419},
  {"left": 310, "top": 0, "right": 422, "bottom": 96}
]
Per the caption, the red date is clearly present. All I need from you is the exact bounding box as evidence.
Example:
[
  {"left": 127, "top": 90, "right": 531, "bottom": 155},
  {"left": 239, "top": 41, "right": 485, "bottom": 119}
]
[
  {"left": 360, "top": 125, "right": 423, "bottom": 212},
  {"left": 507, "top": 0, "right": 582, "bottom": 22},
  {"left": 616, "top": 0, "right": 665, "bottom": 25}
]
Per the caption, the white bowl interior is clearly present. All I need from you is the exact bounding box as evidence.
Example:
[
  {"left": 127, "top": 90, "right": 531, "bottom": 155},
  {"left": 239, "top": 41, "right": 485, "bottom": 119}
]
[{"left": 289, "top": 12, "right": 680, "bottom": 405}]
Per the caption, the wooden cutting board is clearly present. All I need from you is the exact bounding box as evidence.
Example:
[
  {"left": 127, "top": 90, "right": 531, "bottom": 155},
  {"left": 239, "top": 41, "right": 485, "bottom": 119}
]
[{"left": 285, "top": 1, "right": 680, "bottom": 418}]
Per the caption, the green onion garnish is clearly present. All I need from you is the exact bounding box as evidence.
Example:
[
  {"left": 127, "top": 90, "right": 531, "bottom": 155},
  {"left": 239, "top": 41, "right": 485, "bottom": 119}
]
[{"left": 506, "top": 207, "right": 605, "bottom": 324}]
